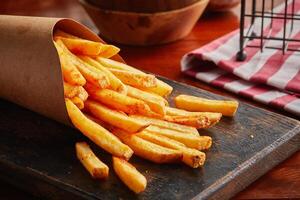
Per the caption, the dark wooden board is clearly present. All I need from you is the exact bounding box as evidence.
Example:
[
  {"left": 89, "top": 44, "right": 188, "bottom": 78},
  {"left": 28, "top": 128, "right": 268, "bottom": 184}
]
[{"left": 0, "top": 77, "right": 299, "bottom": 200}]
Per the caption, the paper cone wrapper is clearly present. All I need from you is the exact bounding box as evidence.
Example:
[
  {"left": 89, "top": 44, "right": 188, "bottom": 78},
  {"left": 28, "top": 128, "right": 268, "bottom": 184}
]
[{"left": 0, "top": 15, "right": 124, "bottom": 126}]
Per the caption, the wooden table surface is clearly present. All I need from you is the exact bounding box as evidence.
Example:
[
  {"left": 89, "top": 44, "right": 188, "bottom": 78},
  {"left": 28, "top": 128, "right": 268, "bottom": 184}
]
[{"left": 0, "top": 0, "right": 299, "bottom": 199}]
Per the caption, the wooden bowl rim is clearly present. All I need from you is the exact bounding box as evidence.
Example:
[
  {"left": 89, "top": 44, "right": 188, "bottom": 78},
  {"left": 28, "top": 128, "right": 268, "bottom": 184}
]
[{"left": 79, "top": 0, "right": 209, "bottom": 16}]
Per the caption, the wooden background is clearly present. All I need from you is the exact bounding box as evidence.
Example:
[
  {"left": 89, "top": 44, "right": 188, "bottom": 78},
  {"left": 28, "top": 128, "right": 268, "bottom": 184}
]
[{"left": 0, "top": 0, "right": 299, "bottom": 199}]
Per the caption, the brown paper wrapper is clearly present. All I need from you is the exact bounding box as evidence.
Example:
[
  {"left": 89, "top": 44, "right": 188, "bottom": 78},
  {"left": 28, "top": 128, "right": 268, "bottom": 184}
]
[{"left": 0, "top": 15, "right": 124, "bottom": 126}]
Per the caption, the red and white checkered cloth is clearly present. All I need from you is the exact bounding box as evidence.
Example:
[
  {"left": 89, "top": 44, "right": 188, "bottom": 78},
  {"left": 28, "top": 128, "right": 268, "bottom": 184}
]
[{"left": 181, "top": 0, "right": 300, "bottom": 116}]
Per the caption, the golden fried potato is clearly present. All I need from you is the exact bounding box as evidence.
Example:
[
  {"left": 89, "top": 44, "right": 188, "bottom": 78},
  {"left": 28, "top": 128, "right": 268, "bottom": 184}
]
[
  {"left": 76, "top": 142, "right": 109, "bottom": 179},
  {"left": 145, "top": 125, "right": 212, "bottom": 150},
  {"left": 175, "top": 95, "right": 238, "bottom": 117},
  {"left": 130, "top": 115, "right": 199, "bottom": 136},
  {"left": 113, "top": 157, "right": 147, "bottom": 193},
  {"left": 136, "top": 131, "right": 206, "bottom": 168},
  {"left": 166, "top": 107, "right": 222, "bottom": 127},
  {"left": 54, "top": 41, "right": 86, "bottom": 86},
  {"left": 56, "top": 39, "right": 110, "bottom": 89},
  {"left": 164, "top": 115, "right": 210, "bottom": 129},
  {"left": 57, "top": 37, "right": 103, "bottom": 56},
  {"left": 108, "top": 68, "right": 157, "bottom": 88},
  {"left": 66, "top": 99, "right": 133, "bottom": 159},
  {"left": 78, "top": 86, "right": 89, "bottom": 102},
  {"left": 63, "top": 81, "right": 80, "bottom": 98},
  {"left": 96, "top": 57, "right": 172, "bottom": 96},
  {"left": 113, "top": 128, "right": 182, "bottom": 163},
  {"left": 54, "top": 30, "right": 120, "bottom": 57},
  {"left": 126, "top": 85, "right": 166, "bottom": 116},
  {"left": 70, "top": 96, "right": 84, "bottom": 110},
  {"left": 85, "top": 100, "right": 149, "bottom": 133},
  {"left": 79, "top": 56, "right": 127, "bottom": 94},
  {"left": 85, "top": 87, "right": 154, "bottom": 116}
]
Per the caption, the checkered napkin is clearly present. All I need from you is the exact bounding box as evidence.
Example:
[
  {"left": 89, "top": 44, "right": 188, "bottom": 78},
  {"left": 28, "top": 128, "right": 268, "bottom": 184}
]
[{"left": 181, "top": 0, "right": 300, "bottom": 116}]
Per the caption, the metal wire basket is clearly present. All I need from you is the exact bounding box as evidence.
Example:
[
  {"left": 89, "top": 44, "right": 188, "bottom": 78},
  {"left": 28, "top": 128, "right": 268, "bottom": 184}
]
[{"left": 236, "top": 0, "right": 300, "bottom": 61}]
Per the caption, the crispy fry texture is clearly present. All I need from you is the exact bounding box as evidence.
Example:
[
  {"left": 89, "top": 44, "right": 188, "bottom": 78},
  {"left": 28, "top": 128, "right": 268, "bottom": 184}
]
[
  {"left": 136, "top": 131, "right": 206, "bottom": 168},
  {"left": 113, "top": 157, "right": 147, "bottom": 193},
  {"left": 85, "top": 100, "right": 149, "bottom": 133},
  {"left": 70, "top": 96, "right": 84, "bottom": 110},
  {"left": 175, "top": 95, "right": 238, "bottom": 117},
  {"left": 63, "top": 81, "right": 80, "bottom": 98},
  {"left": 113, "top": 128, "right": 182, "bottom": 163},
  {"left": 76, "top": 142, "right": 109, "bottom": 179},
  {"left": 130, "top": 115, "right": 199, "bottom": 136},
  {"left": 126, "top": 85, "right": 166, "bottom": 116},
  {"left": 164, "top": 115, "right": 210, "bottom": 129},
  {"left": 145, "top": 125, "right": 212, "bottom": 150},
  {"left": 166, "top": 107, "right": 222, "bottom": 126},
  {"left": 53, "top": 30, "right": 234, "bottom": 191},
  {"left": 85, "top": 87, "right": 153, "bottom": 116},
  {"left": 57, "top": 37, "right": 103, "bottom": 56},
  {"left": 66, "top": 99, "right": 133, "bottom": 159},
  {"left": 96, "top": 57, "right": 173, "bottom": 96},
  {"left": 79, "top": 56, "right": 126, "bottom": 94},
  {"left": 54, "top": 41, "right": 86, "bottom": 86},
  {"left": 56, "top": 39, "right": 110, "bottom": 89},
  {"left": 54, "top": 29, "right": 120, "bottom": 57},
  {"left": 108, "top": 68, "right": 157, "bottom": 88}
]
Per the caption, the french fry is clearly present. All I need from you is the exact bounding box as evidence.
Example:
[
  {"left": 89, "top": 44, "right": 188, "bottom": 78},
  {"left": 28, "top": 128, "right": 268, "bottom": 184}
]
[
  {"left": 136, "top": 131, "right": 206, "bottom": 168},
  {"left": 130, "top": 115, "right": 199, "bottom": 136},
  {"left": 113, "top": 128, "right": 182, "bottom": 163},
  {"left": 65, "top": 99, "right": 133, "bottom": 159},
  {"left": 142, "top": 80, "right": 173, "bottom": 97},
  {"left": 126, "top": 85, "right": 166, "bottom": 116},
  {"left": 96, "top": 57, "right": 143, "bottom": 73},
  {"left": 56, "top": 39, "right": 110, "bottom": 89},
  {"left": 175, "top": 95, "right": 239, "bottom": 117},
  {"left": 164, "top": 115, "right": 210, "bottom": 129},
  {"left": 79, "top": 56, "right": 127, "bottom": 94},
  {"left": 84, "top": 113, "right": 114, "bottom": 131},
  {"left": 63, "top": 81, "right": 80, "bottom": 98},
  {"left": 96, "top": 57, "right": 173, "bottom": 96},
  {"left": 95, "top": 45, "right": 120, "bottom": 58},
  {"left": 166, "top": 107, "right": 222, "bottom": 126},
  {"left": 145, "top": 125, "right": 212, "bottom": 150},
  {"left": 85, "top": 100, "right": 149, "bottom": 133},
  {"left": 113, "top": 157, "right": 147, "bottom": 193},
  {"left": 76, "top": 142, "right": 109, "bottom": 179},
  {"left": 54, "top": 29, "right": 78, "bottom": 39},
  {"left": 108, "top": 68, "right": 157, "bottom": 88},
  {"left": 85, "top": 87, "right": 154, "bottom": 116},
  {"left": 146, "top": 90, "right": 169, "bottom": 106},
  {"left": 78, "top": 86, "right": 89, "bottom": 102},
  {"left": 54, "top": 41, "right": 86, "bottom": 86},
  {"left": 57, "top": 37, "right": 104, "bottom": 56},
  {"left": 54, "top": 30, "right": 120, "bottom": 57},
  {"left": 137, "top": 131, "right": 186, "bottom": 148},
  {"left": 70, "top": 96, "right": 84, "bottom": 110}
]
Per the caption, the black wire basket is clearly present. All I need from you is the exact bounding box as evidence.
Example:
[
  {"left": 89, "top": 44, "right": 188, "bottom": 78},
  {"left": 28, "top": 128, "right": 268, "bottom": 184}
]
[{"left": 236, "top": 0, "right": 300, "bottom": 61}]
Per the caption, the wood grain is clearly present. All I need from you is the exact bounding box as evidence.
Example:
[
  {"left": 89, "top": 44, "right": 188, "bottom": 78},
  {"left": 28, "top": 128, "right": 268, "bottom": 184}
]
[
  {"left": 0, "top": 0, "right": 299, "bottom": 199},
  {"left": 0, "top": 78, "right": 298, "bottom": 200}
]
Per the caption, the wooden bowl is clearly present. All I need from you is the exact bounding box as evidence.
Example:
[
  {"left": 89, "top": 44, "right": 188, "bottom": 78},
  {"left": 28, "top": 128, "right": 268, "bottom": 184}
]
[
  {"left": 86, "top": 0, "right": 200, "bottom": 13},
  {"left": 208, "top": 0, "right": 240, "bottom": 12},
  {"left": 79, "top": 0, "right": 209, "bottom": 46}
]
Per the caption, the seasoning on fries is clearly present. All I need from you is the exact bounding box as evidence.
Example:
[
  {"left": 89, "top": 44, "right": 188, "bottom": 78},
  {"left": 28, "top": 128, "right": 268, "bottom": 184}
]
[
  {"left": 76, "top": 142, "right": 109, "bottom": 179},
  {"left": 175, "top": 94, "right": 239, "bottom": 117},
  {"left": 53, "top": 29, "right": 238, "bottom": 192},
  {"left": 113, "top": 157, "right": 147, "bottom": 193},
  {"left": 66, "top": 99, "right": 133, "bottom": 159},
  {"left": 113, "top": 128, "right": 182, "bottom": 163}
]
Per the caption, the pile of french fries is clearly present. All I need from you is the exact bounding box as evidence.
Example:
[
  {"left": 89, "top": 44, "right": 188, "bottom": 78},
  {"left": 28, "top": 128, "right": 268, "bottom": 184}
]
[{"left": 53, "top": 30, "right": 239, "bottom": 193}]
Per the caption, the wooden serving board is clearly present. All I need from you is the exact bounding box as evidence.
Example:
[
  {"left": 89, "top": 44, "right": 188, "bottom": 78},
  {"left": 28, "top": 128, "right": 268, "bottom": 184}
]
[{"left": 0, "top": 77, "right": 299, "bottom": 200}]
